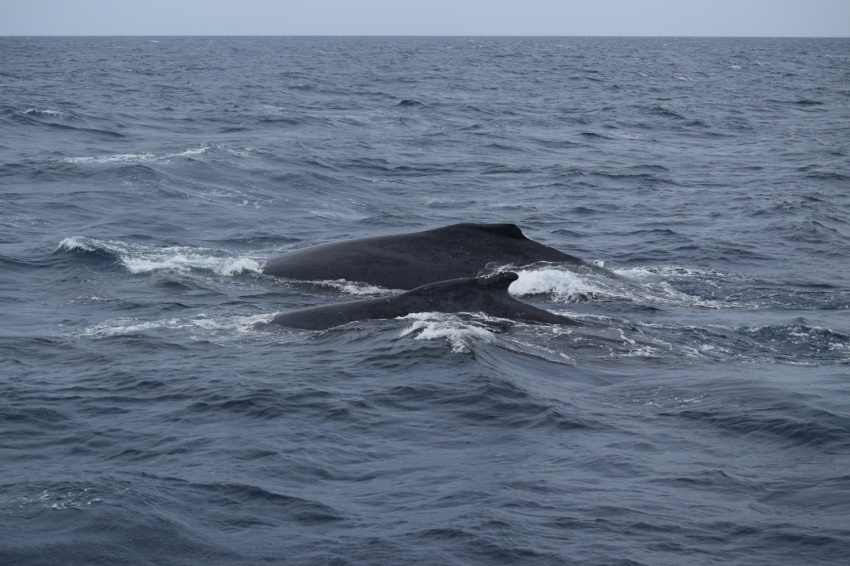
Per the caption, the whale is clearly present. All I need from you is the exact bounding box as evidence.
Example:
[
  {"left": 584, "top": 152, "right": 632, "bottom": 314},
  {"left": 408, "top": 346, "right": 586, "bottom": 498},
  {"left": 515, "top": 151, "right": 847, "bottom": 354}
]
[
  {"left": 271, "top": 272, "right": 579, "bottom": 330},
  {"left": 263, "top": 222, "right": 599, "bottom": 290}
]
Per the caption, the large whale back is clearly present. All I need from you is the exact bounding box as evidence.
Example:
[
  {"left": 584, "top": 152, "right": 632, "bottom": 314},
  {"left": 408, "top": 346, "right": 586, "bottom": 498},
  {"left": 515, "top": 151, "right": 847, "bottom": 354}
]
[
  {"left": 272, "top": 272, "right": 579, "bottom": 330},
  {"left": 263, "top": 223, "right": 588, "bottom": 290}
]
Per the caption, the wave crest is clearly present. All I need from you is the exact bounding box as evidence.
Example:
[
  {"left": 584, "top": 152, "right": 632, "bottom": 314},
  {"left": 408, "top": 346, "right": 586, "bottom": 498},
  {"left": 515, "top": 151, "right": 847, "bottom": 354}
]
[{"left": 58, "top": 237, "right": 263, "bottom": 276}]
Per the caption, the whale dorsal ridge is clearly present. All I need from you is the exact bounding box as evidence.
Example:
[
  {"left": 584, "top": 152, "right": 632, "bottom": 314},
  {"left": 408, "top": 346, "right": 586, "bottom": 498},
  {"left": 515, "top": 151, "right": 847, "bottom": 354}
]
[{"left": 445, "top": 223, "right": 527, "bottom": 240}]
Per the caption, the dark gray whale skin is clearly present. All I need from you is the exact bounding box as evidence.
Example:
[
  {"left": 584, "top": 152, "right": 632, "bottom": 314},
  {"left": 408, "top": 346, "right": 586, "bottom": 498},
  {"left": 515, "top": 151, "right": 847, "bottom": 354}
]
[
  {"left": 263, "top": 223, "right": 594, "bottom": 290},
  {"left": 272, "top": 272, "right": 579, "bottom": 330}
]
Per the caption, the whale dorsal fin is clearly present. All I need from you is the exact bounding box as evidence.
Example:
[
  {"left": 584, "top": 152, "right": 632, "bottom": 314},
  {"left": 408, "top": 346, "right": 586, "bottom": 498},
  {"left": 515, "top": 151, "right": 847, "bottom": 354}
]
[
  {"left": 476, "top": 271, "right": 519, "bottom": 291},
  {"left": 406, "top": 271, "right": 518, "bottom": 297}
]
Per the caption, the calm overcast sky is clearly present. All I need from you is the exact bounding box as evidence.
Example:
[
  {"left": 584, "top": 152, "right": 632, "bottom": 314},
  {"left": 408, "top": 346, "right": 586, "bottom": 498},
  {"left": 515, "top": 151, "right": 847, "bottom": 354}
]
[{"left": 2, "top": 0, "right": 849, "bottom": 37}]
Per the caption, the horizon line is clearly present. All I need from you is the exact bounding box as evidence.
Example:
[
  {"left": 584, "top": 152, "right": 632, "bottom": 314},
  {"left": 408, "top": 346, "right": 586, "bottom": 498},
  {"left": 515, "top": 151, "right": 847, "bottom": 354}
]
[{"left": 2, "top": 33, "right": 849, "bottom": 39}]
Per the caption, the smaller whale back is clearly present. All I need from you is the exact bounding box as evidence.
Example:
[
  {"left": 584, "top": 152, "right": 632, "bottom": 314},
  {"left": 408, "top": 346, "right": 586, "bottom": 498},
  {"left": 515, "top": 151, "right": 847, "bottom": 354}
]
[
  {"left": 407, "top": 271, "right": 519, "bottom": 297},
  {"left": 272, "top": 271, "right": 577, "bottom": 330}
]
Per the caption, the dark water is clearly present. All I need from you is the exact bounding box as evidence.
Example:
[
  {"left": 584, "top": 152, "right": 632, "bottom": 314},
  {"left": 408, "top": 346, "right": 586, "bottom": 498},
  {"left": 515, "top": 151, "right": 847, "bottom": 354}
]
[{"left": 2, "top": 36, "right": 849, "bottom": 565}]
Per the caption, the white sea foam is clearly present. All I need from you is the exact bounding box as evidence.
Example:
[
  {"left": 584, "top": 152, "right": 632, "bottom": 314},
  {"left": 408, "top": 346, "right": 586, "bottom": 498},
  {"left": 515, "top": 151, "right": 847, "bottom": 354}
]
[
  {"left": 172, "top": 146, "right": 209, "bottom": 158},
  {"left": 613, "top": 265, "right": 734, "bottom": 279},
  {"left": 613, "top": 266, "right": 740, "bottom": 309},
  {"left": 510, "top": 268, "right": 627, "bottom": 303},
  {"left": 25, "top": 108, "right": 71, "bottom": 118},
  {"left": 13, "top": 487, "right": 102, "bottom": 510},
  {"left": 618, "top": 345, "right": 665, "bottom": 358},
  {"left": 307, "top": 208, "right": 369, "bottom": 221},
  {"left": 82, "top": 313, "right": 275, "bottom": 338},
  {"left": 123, "top": 252, "right": 262, "bottom": 276},
  {"left": 60, "top": 145, "right": 214, "bottom": 165},
  {"left": 58, "top": 237, "right": 263, "bottom": 276},
  {"left": 187, "top": 313, "right": 276, "bottom": 333},
  {"left": 58, "top": 236, "right": 97, "bottom": 252},
  {"left": 61, "top": 153, "right": 159, "bottom": 165},
  {"left": 509, "top": 265, "right": 734, "bottom": 310},
  {"left": 398, "top": 312, "right": 497, "bottom": 353},
  {"left": 318, "top": 279, "right": 394, "bottom": 296},
  {"left": 610, "top": 131, "right": 647, "bottom": 140}
]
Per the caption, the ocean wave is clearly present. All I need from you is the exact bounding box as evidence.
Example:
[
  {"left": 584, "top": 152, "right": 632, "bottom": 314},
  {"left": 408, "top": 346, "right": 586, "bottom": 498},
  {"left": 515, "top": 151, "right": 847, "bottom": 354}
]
[
  {"left": 621, "top": 265, "right": 850, "bottom": 311},
  {"left": 736, "top": 323, "right": 850, "bottom": 362},
  {"left": 80, "top": 313, "right": 274, "bottom": 339},
  {"left": 61, "top": 152, "right": 160, "bottom": 165},
  {"left": 57, "top": 144, "right": 268, "bottom": 167},
  {"left": 24, "top": 108, "right": 73, "bottom": 119},
  {"left": 44, "top": 121, "right": 126, "bottom": 138},
  {"left": 58, "top": 237, "right": 263, "bottom": 276},
  {"left": 124, "top": 254, "right": 261, "bottom": 276},
  {"left": 180, "top": 480, "right": 346, "bottom": 523},
  {"left": 629, "top": 319, "right": 850, "bottom": 365},
  {"left": 511, "top": 268, "right": 627, "bottom": 303},
  {"left": 511, "top": 266, "right": 727, "bottom": 309},
  {"left": 5, "top": 483, "right": 104, "bottom": 511},
  {"left": 668, "top": 404, "right": 850, "bottom": 451},
  {"left": 397, "top": 99, "right": 426, "bottom": 107},
  {"left": 397, "top": 312, "right": 499, "bottom": 353},
  {"left": 60, "top": 145, "right": 213, "bottom": 165},
  {"left": 614, "top": 265, "right": 741, "bottom": 280}
]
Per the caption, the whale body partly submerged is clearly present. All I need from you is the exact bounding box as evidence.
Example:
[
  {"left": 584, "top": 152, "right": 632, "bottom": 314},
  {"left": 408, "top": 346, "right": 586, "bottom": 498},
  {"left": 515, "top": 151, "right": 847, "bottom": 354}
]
[
  {"left": 272, "top": 272, "right": 578, "bottom": 330},
  {"left": 264, "top": 223, "right": 597, "bottom": 290}
]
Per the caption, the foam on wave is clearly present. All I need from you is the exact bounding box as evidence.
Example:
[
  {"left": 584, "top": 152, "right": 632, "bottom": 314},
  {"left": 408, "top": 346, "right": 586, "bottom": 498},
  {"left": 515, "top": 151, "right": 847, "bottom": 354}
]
[
  {"left": 398, "top": 312, "right": 498, "bottom": 353},
  {"left": 59, "top": 237, "right": 263, "bottom": 276},
  {"left": 59, "top": 144, "right": 246, "bottom": 165},
  {"left": 511, "top": 265, "right": 733, "bottom": 309},
  {"left": 510, "top": 268, "right": 623, "bottom": 303},
  {"left": 25, "top": 108, "right": 72, "bottom": 118},
  {"left": 317, "top": 280, "right": 394, "bottom": 296},
  {"left": 81, "top": 313, "right": 275, "bottom": 338}
]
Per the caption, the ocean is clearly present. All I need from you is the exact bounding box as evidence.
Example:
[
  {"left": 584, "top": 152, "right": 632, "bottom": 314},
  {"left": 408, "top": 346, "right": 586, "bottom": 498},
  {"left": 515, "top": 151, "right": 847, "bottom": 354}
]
[{"left": 1, "top": 36, "right": 849, "bottom": 565}]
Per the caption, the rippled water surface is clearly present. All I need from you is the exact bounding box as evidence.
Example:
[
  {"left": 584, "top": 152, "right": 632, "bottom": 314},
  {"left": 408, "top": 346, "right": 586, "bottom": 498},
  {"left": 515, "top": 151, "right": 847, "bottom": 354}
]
[{"left": 2, "top": 36, "right": 849, "bottom": 565}]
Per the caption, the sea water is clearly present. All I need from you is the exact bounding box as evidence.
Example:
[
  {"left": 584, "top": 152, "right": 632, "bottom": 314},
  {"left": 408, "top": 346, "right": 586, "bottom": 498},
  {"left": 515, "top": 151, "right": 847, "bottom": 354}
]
[{"left": 1, "top": 36, "right": 849, "bottom": 565}]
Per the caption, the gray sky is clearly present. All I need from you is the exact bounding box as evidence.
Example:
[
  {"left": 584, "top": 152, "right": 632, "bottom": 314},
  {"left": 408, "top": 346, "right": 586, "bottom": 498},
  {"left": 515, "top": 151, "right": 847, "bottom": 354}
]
[{"left": 2, "top": 0, "right": 849, "bottom": 37}]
